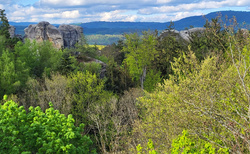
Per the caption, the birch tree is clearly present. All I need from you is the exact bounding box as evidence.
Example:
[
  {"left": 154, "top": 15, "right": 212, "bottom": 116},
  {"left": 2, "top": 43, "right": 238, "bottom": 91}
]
[{"left": 122, "top": 31, "right": 157, "bottom": 89}]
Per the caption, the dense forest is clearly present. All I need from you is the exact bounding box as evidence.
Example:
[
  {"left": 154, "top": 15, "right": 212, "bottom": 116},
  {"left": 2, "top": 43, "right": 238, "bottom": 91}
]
[{"left": 0, "top": 9, "right": 250, "bottom": 153}]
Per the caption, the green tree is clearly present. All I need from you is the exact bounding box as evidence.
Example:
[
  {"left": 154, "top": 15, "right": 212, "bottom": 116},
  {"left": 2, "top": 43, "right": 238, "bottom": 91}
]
[
  {"left": 69, "top": 71, "right": 112, "bottom": 126},
  {"left": 155, "top": 25, "right": 187, "bottom": 79},
  {"left": 122, "top": 31, "right": 157, "bottom": 89},
  {"left": 0, "top": 48, "right": 29, "bottom": 98},
  {"left": 0, "top": 49, "right": 17, "bottom": 97},
  {"left": 0, "top": 9, "right": 19, "bottom": 49},
  {"left": 0, "top": 9, "right": 10, "bottom": 39},
  {"left": 131, "top": 44, "right": 250, "bottom": 153},
  {"left": 0, "top": 99, "right": 95, "bottom": 153},
  {"left": 57, "top": 50, "right": 79, "bottom": 75},
  {"left": 14, "top": 40, "right": 63, "bottom": 78},
  {"left": 190, "top": 17, "right": 228, "bottom": 61},
  {"left": 0, "top": 35, "right": 6, "bottom": 55},
  {"left": 105, "top": 59, "right": 135, "bottom": 94}
]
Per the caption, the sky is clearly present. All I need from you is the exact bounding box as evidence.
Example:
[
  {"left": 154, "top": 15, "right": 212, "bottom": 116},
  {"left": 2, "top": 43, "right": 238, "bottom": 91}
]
[{"left": 0, "top": 0, "right": 250, "bottom": 24}]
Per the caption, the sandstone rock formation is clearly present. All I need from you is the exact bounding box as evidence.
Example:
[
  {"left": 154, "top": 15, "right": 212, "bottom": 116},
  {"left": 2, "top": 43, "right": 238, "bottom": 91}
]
[
  {"left": 8, "top": 25, "right": 16, "bottom": 38},
  {"left": 179, "top": 28, "right": 206, "bottom": 41},
  {"left": 24, "top": 21, "right": 83, "bottom": 49},
  {"left": 24, "top": 21, "right": 64, "bottom": 49},
  {"left": 160, "top": 27, "right": 206, "bottom": 43},
  {"left": 59, "top": 24, "right": 83, "bottom": 48}
]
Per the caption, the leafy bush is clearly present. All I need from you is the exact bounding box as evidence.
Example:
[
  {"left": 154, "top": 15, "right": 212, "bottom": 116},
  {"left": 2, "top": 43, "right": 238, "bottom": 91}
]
[
  {"left": 171, "top": 130, "right": 229, "bottom": 154},
  {"left": 0, "top": 99, "right": 95, "bottom": 153}
]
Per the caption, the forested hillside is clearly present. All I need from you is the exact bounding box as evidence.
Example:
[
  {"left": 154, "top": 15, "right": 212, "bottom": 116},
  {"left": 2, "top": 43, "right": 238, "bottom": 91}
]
[
  {"left": 10, "top": 11, "right": 250, "bottom": 45},
  {"left": 1, "top": 9, "right": 250, "bottom": 153}
]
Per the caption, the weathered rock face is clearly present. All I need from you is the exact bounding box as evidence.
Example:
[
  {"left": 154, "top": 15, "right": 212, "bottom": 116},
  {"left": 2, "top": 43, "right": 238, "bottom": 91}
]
[
  {"left": 24, "top": 21, "right": 64, "bottom": 49},
  {"left": 160, "top": 27, "right": 206, "bottom": 43},
  {"left": 24, "top": 21, "right": 83, "bottom": 49},
  {"left": 58, "top": 24, "right": 83, "bottom": 48},
  {"left": 8, "top": 25, "right": 16, "bottom": 38},
  {"left": 179, "top": 28, "right": 206, "bottom": 41}
]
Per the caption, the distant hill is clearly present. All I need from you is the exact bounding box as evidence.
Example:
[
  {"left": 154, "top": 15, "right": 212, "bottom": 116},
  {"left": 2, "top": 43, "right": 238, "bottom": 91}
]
[
  {"left": 77, "top": 11, "right": 250, "bottom": 34},
  {"left": 10, "top": 10, "right": 250, "bottom": 36},
  {"left": 173, "top": 11, "right": 250, "bottom": 29}
]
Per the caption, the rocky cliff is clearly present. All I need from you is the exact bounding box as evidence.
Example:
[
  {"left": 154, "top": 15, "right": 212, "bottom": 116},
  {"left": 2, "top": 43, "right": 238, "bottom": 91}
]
[
  {"left": 24, "top": 21, "right": 64, "bottom": 49},
  {"left": 159, "top": 27, "right": 206, "bottom": 43},
  {"left": 24, "top": 21, "right": 83, "bottom": 49},
  {"left": 8, "top": 25, "right": 16, "bottom": 38},
  {"left": 59, "top": 24, "right": 83, "bottom": 48}
]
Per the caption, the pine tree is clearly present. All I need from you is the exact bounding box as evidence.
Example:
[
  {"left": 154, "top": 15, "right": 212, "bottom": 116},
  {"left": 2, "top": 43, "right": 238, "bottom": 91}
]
[{"left": 0, "top": 9, "right": 10, "bottom": 39}]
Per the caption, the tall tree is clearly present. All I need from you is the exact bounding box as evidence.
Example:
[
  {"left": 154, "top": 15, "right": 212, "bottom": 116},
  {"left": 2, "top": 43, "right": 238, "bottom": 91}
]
[
  {"left": 0, "top": 9, "right": 10, "bottom": 39},
  {"left": 122, "top": 31, "right": 157, "bottom": 89},
  {"left": 0, "top": 49, "right": 29, "bottom": 98},
  {"left": 0, "top": 49, "right": 17, "bottom": 97},
  {"left": 14, "top": 40, "right": 63, "bottom": 78}
]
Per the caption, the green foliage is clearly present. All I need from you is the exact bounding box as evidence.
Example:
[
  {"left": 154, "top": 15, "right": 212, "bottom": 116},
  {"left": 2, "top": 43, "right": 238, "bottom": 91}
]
[
  {"left": 136, "top": 139, "right": 158, "bottom": 154},
  {"left": 0, "top": 49, "right": 17, "bottom": 96},
  {"left": 143, "top": 69, "right": 161, "bottom": 92},
  {"left": 1, "top": 11, "right": 249, "bottom": 154},
  {"left": 0, "top": 35, "right": 6, "bottom": 54},
  {"left": 82, "top": 62, "right": 102, "bottom": 75},
  {"left": 155, "top": 28, "right": 186, "bottom": 79},
  {"left": 105, "top": 59, "right": 135, "bottom": 94},
  {"left": 190, "top": 18, "right": 228, "bottom": 61},
  {"left": 0, "top": 9, "right": 20, "bottom": 49},
  {"left": 95, "top": 55, "right": 108, "bottom": 63},
  {"left": 0, "top": 9, "right": 10, "bottom": 39},
  {"left": 74, "top": 34, "right": 101, "bottom": 58},
  {"left": 69, "top": 71, "right": 111, "bottom": 125},
  {"left": 171, "top": 130, "right": 229, "bottom": 154},
  {"left": 101, "top": 40, "right": 125, "bottom": 65},
  {"left": 122, "top": 31, "right": 158, "bottom": 89},
  {"left": 132, "top": 43, "right": 250, "bottom": 153},
  {"left": 0, "top": 100, "right": 95, "bottom": 153},
  {"left": 86, "top": 34, "right": 124, "bottom": 45},
  {"left": 3, "top": 95, "right": 7, "bottom": 101},
  {"left": 57, "top": 50, "right": 79, "bottom": 75},
  {"left": 14, "top": 40, "right": 63, "bottom": 77},
  {"left": 0, "top": 49, "right": 29, "bottom": 98}
]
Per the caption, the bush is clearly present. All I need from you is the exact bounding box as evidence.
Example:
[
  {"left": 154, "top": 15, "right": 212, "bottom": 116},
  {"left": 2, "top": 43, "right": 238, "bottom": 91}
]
[{"left": 0, "top": 99, "right": 95, "bottom": 153}]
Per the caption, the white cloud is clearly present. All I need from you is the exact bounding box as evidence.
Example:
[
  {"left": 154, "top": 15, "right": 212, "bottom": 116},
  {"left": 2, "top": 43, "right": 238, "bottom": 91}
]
[
  {"left": 100, "top": 10, "right": 139, "bottom": 22},
  {"left": 156, "top": 0, "right": 171, "bottom": 4},
  {"left": 42, "top": 10, "right": 80, "bottom": 19},
  {"left": 1, "top": 0, "right": 250, "bottom": 24},
  {"left": 138, "top": 1, "right": 233, "bottom": 14},
  {"left": 0, "top": 4, "right": 4, "bottom": 9},
  {"left": 237, "top": 0, "right": 250, "bottom": 6},
  {"left": 62, "top": 10, "right": 80, "bottom": 18},
  {"left": 172, "top": 11, "right": 203, "bottom": 21}
]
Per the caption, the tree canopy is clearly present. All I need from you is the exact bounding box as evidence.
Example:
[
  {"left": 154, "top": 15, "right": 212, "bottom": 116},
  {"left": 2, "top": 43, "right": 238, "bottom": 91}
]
[{"left": 0, "top": 99, "right": 95, "bottom": 153}]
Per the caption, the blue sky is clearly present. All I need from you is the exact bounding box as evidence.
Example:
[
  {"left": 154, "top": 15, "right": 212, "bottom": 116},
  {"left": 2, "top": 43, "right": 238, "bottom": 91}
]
[{"left": 0, "top": 0, "right": 249, "bottom": 24}]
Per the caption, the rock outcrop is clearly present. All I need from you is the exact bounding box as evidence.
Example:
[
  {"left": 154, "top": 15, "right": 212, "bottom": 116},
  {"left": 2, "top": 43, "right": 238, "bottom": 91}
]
[
  {"left": 59, "top": 24, "right": 83, "bottom": 48},
  {"left": 24, "top": 21, "right": 64, "bottom": 49},
  {"left": 8, "top": 25, "right": 16, "bottom": 38},
  {"left": 24, "top": 21, "right": 83, "bottom": 49},
  {"left": 179, "top": 28, "right": 206, "bottom": 41},
  {"left": 160, "top": 27, "right": 206, "bottom": 43}
]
